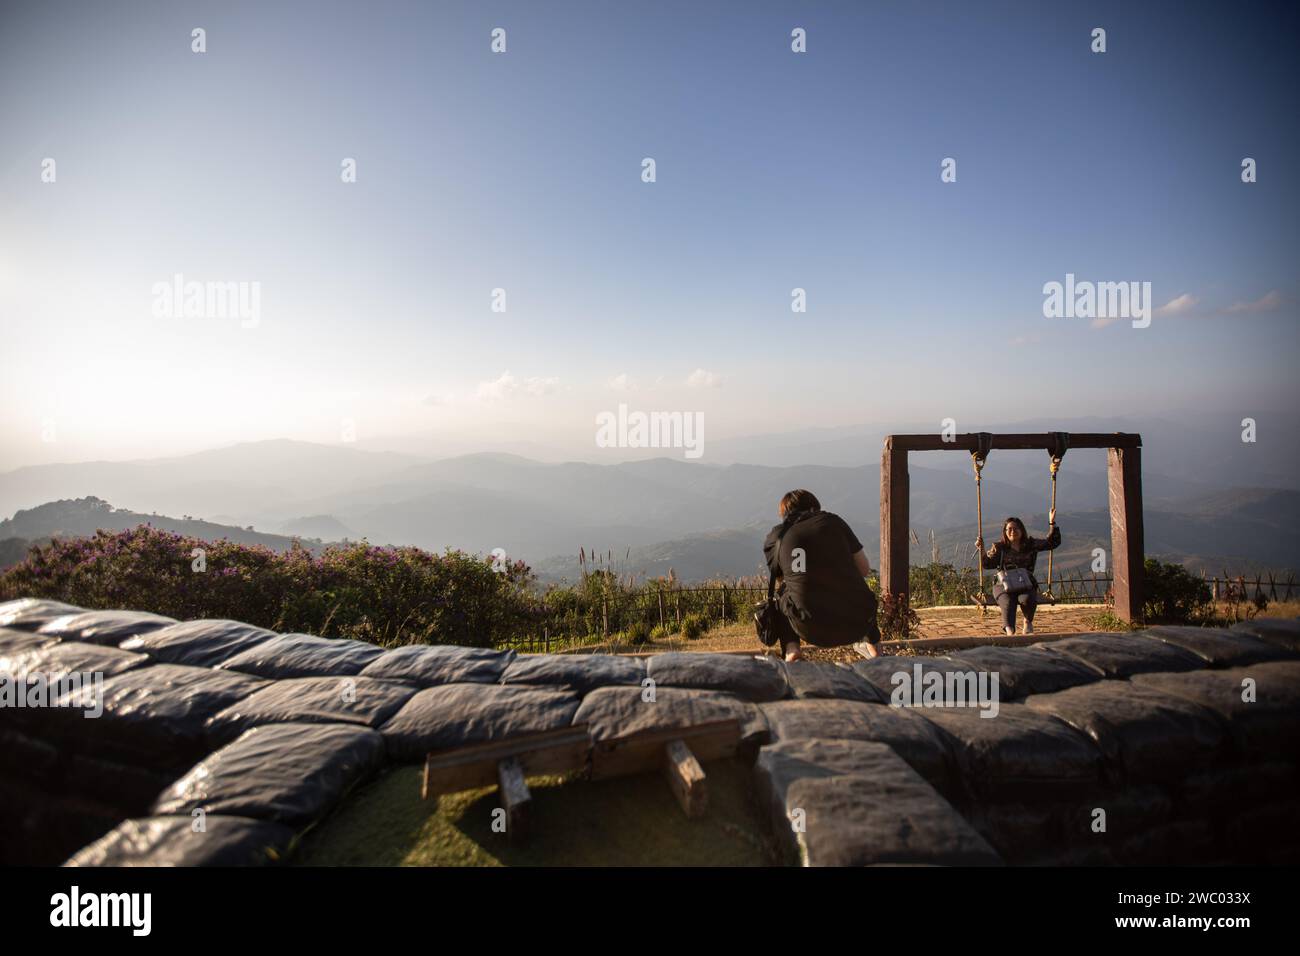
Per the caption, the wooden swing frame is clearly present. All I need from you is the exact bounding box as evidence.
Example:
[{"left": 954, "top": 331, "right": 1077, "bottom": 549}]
[{"left": 879, "top": 432, "right": 1145, "bottom": 624}]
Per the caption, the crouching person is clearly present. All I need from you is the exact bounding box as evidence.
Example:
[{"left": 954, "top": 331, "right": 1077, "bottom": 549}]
[{"left": 762, "top": 489, "right": 881, "bottom": 662}]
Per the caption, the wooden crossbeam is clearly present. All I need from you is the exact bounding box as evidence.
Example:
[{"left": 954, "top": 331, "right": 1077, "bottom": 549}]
[
  {"left": 420, "top": 718, "right": 743, "bottom": 833},
  {"left": 591, "top": 718, "right": 741, "bottom": 781},
  {"left": 421, "top": 724, "right": 592, "bottom": 799}
]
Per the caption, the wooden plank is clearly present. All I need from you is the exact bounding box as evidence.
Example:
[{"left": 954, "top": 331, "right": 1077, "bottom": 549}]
[
  {"left": 422, "top": 724, "right": 591, "bottom": 798},
  {"left": 496, "top": 757, "right": 531, "bottom": 841},
  {"left": 880, "top": 443, "right": 910, "bottom": 606},
  {"left": 591, "top": 718, "right": 741, "bottom": 781},
  {"left": 662, "top": 739, "right": 707, "bottom": 818},
  {"left": 1108, "top": 445, "right": 1145, "bottom": 624}
]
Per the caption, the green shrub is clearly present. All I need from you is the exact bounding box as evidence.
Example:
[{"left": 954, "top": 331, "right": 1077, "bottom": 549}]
[
  {"left": 649, "top": 624, "right": 671, "bottom": 643},
  {"left": 681, "top": 613, "right": 709, "bottom": 640},
  {"left": 625, "top": 620, "right": 652, "bottom": 645},
  {"left": 0, "top": 526, "right": 538, "bottom": 648},
  {"left": 877, "top": 592, "right": 920, "bottom": 641},
  {"left": 1142, "top": 558, "right": 1213, "bottom": 624}
]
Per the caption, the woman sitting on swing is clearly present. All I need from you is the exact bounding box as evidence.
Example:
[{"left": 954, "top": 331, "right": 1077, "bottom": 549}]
[{"left": 976, "top": 510, "right": 1061, "bottom": 636}]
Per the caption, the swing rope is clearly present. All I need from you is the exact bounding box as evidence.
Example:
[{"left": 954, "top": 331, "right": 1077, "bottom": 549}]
[
  {"left": 971, "top": 433, "right": 993, "bottom": 611},
  {"left": 1042, "top": 432, "right": 1069, "bottom": 603}
]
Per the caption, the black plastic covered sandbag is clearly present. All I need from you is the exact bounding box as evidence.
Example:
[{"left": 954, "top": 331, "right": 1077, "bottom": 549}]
[
  {"left": 1, "top": 641, "right": 151, "bottom": 734},
  {"left": 500, "top": 653, "right": 646, "bottom": 694},
  {"left": 945, "top": 645, "right": 1102, "bottom": 699},
  {"left": 782, "top": 661, "right": 885, "bottom": 704},
  {"left": 218, "top": 632, "right": 385, "bottom": 679},
  {"left": 1132, "top": 661, "right": 1300, "bottom": 757},
  {"left": 1231, "top": 617, "right": 1300, "bottom": 653},
  {"left": 0, "top": 598, "right": 85, "bottom": 631},
  {"left": 154, "top": 723, "right": 386, "bottom": 830},
  {"left": 754, "top": 739, "right": 1000, "bottom": 866},
  {"left": 40, "top": 663, "right": 267, "bottom": 770},
  {"left": 381, "top": 683, "right": 582, "bottom": 762},
  {"left": 64, "top": 815, "right": 295, "bottom": 866},
  {"left": 759, "top": 698, "right": 953, "bottom": 790},
  {"left": 966, "top": 802, "right": 1057, "bottom": 862},
  {"left": 1143, "top": 625, "right": 1293, "bottom": 667},
  {"left": 1051, "top": 784, "right": 1174, "bottom": 846},
  {"left": 38, "top": 609, "right": 176, "bottom": 646},
  {"left": 360, "top": 643, "right": 515, "bottom": 687},
  {"left": 1119, "top": 819, "right": 1216, "bottom": 865},
  {"left": 1024, "top": 680, "right": 1228, "bottom": 783},
  {"left": 1037, "top": 632, "right": 1204, "bottom": 678},
  {"left": 0, "top": 728, "right": 60, "bottom": 780},
  {"left": 0, "top": 628, "right": 60, "bottom": 672},
  {"left": 65, "top": 753, "right": 177, "bottom": 816},
  {"left": 851, "top": 655, "right": 990, "bottom": 704},
  {"left": 572, "top": 685, "right": 768, "bottom": 750},
  {"left": 205, "top": 676, "right": 417, "bottom": 746},
  {"left": 121, "top": 618, "right": 278, "bottom": 668},
  {"left": 1180, "top": 762, "right": 1299, "bottom": 813},
  {"left": 1225, "top": 802, "right": 1300, "bottom": 856},
  {"left": 917, "top": 703, "right": 1103, "bottom": 797},
  {"left": 3, "top": 640, "right": 149, "bottom": 683},
  {"left": 645, "top": 652, "right": 789, "bottom": 702}
]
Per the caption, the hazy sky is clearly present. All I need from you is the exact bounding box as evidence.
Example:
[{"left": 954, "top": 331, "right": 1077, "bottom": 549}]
[{"left": 1, "top": 0, "right": 1297, "bottom": 468}]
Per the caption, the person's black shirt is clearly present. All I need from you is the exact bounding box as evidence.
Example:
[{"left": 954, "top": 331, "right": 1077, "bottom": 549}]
[{"left": 762, "top": 509, "right": 877, "bottom": 646}]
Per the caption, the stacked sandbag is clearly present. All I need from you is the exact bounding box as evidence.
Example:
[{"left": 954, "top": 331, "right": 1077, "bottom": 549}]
[
  {"left": 121, "top": 619, "right": 279, "bottom": 667},
  {"left": 152, "top": 723, "right": 386, "bottom": 829},
  {"left": 752, "top": 737, "right": 1000, "bottom": 866},
  {"left": 205, "top": 675, "right": 417, "bottom": 747},
  {"left": 381, "top": 683, "right": 581, "bottom": 762},
  {"left": 0, "top": 598, "right": 87, "bottom": 631},
  {"left": 64, "top": 815, "right": 295, "bottom": 866}
]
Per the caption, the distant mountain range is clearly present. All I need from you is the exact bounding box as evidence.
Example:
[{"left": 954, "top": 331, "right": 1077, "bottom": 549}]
[{"left": 1, "top": 430, "right": 1296, "bottom": 582}]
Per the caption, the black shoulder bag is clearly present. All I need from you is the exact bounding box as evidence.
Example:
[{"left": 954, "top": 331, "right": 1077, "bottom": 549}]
[{"left": 754, "top": 524, "right": 799, "bottom": 648}]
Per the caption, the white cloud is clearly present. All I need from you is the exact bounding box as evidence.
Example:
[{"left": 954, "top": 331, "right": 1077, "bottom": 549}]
[
  {"left": 685, "top": 368, "right": 721, "bottom": 388},
  {"left": 607, "top": 372, "right": 634, "bottom": 391},
  {"left": 1224, "top": 290, "right": 1282, "bottom": 314},
  {"left": 476, "top": 371, "right": 560, "bottom": 401},
  {"left": 1155, "top": 293, "right": 1199, "bottom": 317}
]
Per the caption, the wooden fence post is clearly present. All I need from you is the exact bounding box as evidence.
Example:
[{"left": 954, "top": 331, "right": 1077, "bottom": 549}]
[
  {"left": 880, "top": 440, "right": 910, "bottom": 606},
  {"left": 1107, "top": 445, "right": 1144, "bottom": 624}
]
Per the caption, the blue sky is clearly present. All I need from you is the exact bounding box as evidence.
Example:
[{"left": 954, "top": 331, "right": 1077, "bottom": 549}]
[{"left": 1, "top": 0, "right": 1296, "bottom": 466}]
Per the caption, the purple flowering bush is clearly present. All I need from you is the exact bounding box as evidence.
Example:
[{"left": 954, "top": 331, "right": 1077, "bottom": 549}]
[{"left": 0, "top": 526, "right": 537, "bottom": 648}]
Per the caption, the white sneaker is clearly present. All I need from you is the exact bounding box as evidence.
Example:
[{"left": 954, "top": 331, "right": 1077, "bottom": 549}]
[
  {"left": 853, "top": 641, "right": 879, "bottom": 660},
  {"left": 1003, "top": 626, "right": 1015, "bottom": 637}
]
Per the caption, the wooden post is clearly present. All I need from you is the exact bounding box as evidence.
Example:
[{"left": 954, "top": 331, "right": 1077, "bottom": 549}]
[
  {"left": 602, "top": 597, "right": 608, "bottom": 638},
  {"left": 662, "top": 739, "right": 708, "bottom": 818},
  {"left": 722, "top": 585, "right": 729, "bottom": 622},
  {"left": 1107, "top": 445, "right": 1144, "bottom": 624},
  {"left": 880, "top": 440, "right": 910, "bottom": 606},
  {"left": 658, "top": 588, "right": 665, "bottom": 629},
  {"left": 496, "top": 757, "right": 531, "bottom": 841}
]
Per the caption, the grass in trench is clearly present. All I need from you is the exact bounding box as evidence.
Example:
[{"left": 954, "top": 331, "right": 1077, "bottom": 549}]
[{"left": 293, "top": 757, "right": 777, "bottom": 866}]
